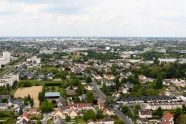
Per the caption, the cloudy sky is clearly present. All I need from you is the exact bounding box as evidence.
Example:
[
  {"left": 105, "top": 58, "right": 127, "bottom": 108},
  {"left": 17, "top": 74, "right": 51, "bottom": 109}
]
[{"left": 0, "top": 0, "right": 186, "bottom": 37}]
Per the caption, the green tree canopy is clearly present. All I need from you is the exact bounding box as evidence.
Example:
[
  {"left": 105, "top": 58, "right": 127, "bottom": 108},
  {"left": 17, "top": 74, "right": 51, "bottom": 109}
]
[
  {"left": 96, "top": 110, "right": 103, "bottom": 119},
  {"left": 83, "top": 110, "right": 96, "bottom": 121},
  {"left": 65, "top": 115, "right": 71, "bottom": 122},
  {"left": 39, "top": 101, "right": 53, "bottom": 112},
  {"left": 86, "top": 91, "right": 94, "bottom": 103}
]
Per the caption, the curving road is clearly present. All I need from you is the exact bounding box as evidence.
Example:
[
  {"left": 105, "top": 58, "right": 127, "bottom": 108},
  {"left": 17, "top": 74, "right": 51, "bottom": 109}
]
[{"left": 90, "top": 77, "right": 133, "bottom": 124}]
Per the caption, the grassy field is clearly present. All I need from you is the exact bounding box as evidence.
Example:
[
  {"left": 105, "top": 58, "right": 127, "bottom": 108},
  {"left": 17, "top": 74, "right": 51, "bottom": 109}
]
[
  {"left": 30, "top": 114, "right": 43, "bottom": 120},
  {"left": 53, "top": 78, "right": 61, "bottom": 81},
  {"left": 19, "top": 80, "right": 62, "bottom": 86},
  {"left": 47, "top": 119, "right": 53, "bottom": 124},
  {"left": 0, "top": 117, "right": 9, "bottom": 120},
  {"left": 4, "top": 119, "right": 17, "bottom": 124},
  {"left": 76, "top": 118, "right": 86, "bottom": 124},
  {"left": 62, "top": 55, "right": 82, "bottom": 59},
  {"left": 14, "top": 86, "right": 43, "bottom": 108}
]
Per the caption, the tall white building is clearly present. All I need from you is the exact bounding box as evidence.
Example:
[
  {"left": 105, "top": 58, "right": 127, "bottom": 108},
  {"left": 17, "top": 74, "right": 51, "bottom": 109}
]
[
  {"left": 0, "top": 51, "right": 11, "bottom": 65},
  {"left": 0, "top": 73, "right": 19, "bottom": 87}
]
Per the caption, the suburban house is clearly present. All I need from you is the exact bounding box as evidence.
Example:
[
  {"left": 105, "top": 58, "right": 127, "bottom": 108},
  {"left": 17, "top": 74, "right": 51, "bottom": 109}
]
[
  {"left": 57, "top": 96, "right": 66, "bottom": 107},
  {"left": 85, "top": 85, "right": 93, "bottom": 91},
  {"left": 118, "top": 87, "right": 128, "bottom": 94},
  {"left": 0, "top": 95, "right": 12, "bottom": 102},
  {"left": 16, "top": 113, "right": 30, "bottom": 124},
  {"left": 0, "top": 103, "right": 7, "bottom": 110},
  {"left": 67, "top": 109, "right": 78, "bottom": 118},
  {"left": 87, "top": 119, "right": 95, "bottom": 124},
  {"left": 66, "top": 90, "right": 76, "bottom": 96},
  {"left": 139, "top": 110, "right": 152, "bottom": 118},
  {"left": 98, "top": 96, "right": 105, "bottom": 110},
  {"left": 101, "top": 117, "right": 114, "bottom": 124},
  {"left": 28, "top": 108, "right": 40, "bottom": 115},
  {"left": 53, "top": 115, "right": 66, "bottom": 124},
  {"left": 137, "top": 118, "right": 149, "bottom": 124},
  {"left": 54, "top": 108, "right": 66, "bottom": 119},
  {"left": 103, "top": 108, "right": 115, "bottom": 116},
  {"left": 159, "top": 112, "right": 174, "bottom": 124},
  {"left": 146, "top": 102, "right": 185, "bottom": 110},
  {"left": 103, "top": 74, "right": 115, "bottom": 80}
]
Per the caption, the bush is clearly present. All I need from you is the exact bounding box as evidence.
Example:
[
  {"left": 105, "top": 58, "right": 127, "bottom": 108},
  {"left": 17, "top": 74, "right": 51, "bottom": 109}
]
[{"left": 45, "top": 83, "right": 61, "bottom": 86}]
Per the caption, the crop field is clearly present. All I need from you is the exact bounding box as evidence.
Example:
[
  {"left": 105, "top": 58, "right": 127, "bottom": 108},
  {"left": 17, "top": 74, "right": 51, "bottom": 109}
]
[{"left": 14, "top": 86, "right": 43, "bottom": 108}]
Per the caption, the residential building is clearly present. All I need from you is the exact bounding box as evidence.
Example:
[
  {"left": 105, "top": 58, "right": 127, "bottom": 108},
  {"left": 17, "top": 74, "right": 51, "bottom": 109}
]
[
  {"left": 139, "top": 110, "right": 152, "bottom": 118},
  {"left": 101, "top": 117, "right": 114, "bottom": 124}
]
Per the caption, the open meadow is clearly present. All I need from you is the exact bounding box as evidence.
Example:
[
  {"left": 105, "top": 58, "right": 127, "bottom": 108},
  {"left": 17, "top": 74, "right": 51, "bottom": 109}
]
[{"left": 14, "top": 86, "right": 43, "bottom": 108}]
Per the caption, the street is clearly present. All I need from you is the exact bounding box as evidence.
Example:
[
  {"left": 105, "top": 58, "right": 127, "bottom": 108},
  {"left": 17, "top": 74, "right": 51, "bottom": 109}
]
[
  {"left": 90, "top": 77, "right": 133, "bottom": 124},
  {"left": 42, "top": 113, "right": 49, "bottom": 124}
]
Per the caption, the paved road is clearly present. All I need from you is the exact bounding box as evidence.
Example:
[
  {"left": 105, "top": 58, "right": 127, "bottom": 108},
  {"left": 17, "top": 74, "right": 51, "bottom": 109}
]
[
  {"left": 42, "top": 113, "right": 49, "bottom": 124},
  {"left": 90, "top": 78, "right": 133, "bottom": 124},
  {"left": 91, "top": 78, "right": 106, "bottom": 99}
]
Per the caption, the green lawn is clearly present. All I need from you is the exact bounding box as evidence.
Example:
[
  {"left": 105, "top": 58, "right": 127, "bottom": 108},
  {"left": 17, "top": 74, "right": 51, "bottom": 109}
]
[
  {"left": 62, "top": 55, "right": 82, "bottom": 59},
  {"left": 76, "top": 118, "right": 86, "bottom": 123},
  {"left": 53, "top": 78, "right": 61, "bottom": 81},
  {"left": 4, "top": 119, "right": 17, "bottom": 124},
  {"left": 0, "top": 117, "right": 9, "bottom": 120},
  {"left": 47, "top": 119, "right": 53, "bottom": 124},
  {"left": 0, "top": 111, "right": 12, "bottom": 116},
  {"left": 30, "top": 114, "right": 43, "bottom": 120},
  {"left": 19, "top": 80, "right": 62, "bottom": 86}
]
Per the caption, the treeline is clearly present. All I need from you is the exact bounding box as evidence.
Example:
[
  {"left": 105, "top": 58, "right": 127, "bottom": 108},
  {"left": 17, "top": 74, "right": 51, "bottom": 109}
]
[
  {"left": 132, "top": 63, "right": 186, "bottom": 79},
  {"left": 38, "top": 52, "right": 68, "bottom": 60},
  {"left": 140, "top": 51, "right": 164, "bottom": 60},
  {"left": 83, "top": 51, "right": 122, "bottom": 61}
]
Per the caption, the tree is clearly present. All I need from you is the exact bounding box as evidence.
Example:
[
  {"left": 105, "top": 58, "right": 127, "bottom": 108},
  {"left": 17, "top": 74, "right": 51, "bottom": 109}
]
[
  {"left": 39, "top": 101, "right": 53, "bottom": 112},
  {"left": 38, "top": 91, "right": 45, "bottom": 103},
  {"left": 111, "top": 65, "right": 117, "bottom": 74},
  {"left": 96, "top": 110, "right": 103, "bottom": 119},
  {"left": 115, "top": 120, "right": 126, "bottom": 124},
  {"left": 66, "top": 115, "right": 71, "bottom": 122},
  {"left": 86, "top": 76, "right": 92, "bottom": 83},
  {"left": 1, "top": 98, "right": 7, "bottom": 103},
  {"left": 83, "top": 110, "right": 96, "bottom": 121},
  {"left": 76, "top": 83, "right": 83, "bottom": 95},
  {"left": 28, "top": 94, "right": 31, "bottom": 101},
  {"left": 182, "top": 105, "right": 186, "bottom": 113},
  {"left": 36, "top": 120, "right": 42, "bottom": 124},
  {"left": 155, "top": 76, "right": 163, "bottom": 89},
  {"left": 51, "top": 86, "right": 55, "bottom": 91},
  {"left": 86, "top": 91, "right": 94, "bottom": 103},
  {"left": 156, "top": 107, "right": 163, "bottom": 117},
  {"left": 122, "top": 106, "right": 129, "bottom": 113},
  {"left": 104, "top": 97, "right": 113, "bottom": 108},
  {"left": 19, "top": 107, "right": 23, "bottom": 115},
  {"left": 176, "top": 114, "right": 186, "bottom": 124},
  {"left": 102, "top": 83, "right": 107, "bottom": 93}
]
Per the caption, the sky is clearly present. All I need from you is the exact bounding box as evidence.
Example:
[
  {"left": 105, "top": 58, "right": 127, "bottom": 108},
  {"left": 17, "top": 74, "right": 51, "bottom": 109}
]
[{"left": 0, "top": 0, "right": 186, "bottom": 37}]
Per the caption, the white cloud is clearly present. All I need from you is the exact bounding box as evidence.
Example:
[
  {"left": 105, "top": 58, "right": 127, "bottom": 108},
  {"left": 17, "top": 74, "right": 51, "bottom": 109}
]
[{"left": 0, "top": 0, "right": 186, "bottom": 36}]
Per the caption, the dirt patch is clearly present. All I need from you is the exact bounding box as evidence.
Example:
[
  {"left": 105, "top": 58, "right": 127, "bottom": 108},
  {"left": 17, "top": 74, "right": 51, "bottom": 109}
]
[{"left": 14, "top": 86, "right": 43, "bottom": 108}]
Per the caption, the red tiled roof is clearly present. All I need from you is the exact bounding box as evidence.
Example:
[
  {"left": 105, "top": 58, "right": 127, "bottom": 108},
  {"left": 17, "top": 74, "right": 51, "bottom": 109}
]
[
  {"left": 22, "top": 113, "right": 30, "bottom": 119},
  {"left": 163, "top": 112, "right": 173, "bottom": 121}
]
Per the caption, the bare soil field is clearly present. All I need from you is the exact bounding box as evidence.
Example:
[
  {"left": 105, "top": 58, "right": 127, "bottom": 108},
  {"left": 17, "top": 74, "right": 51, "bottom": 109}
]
[{"left": 14, "top": 86, "right": 43, "bottom": 108}]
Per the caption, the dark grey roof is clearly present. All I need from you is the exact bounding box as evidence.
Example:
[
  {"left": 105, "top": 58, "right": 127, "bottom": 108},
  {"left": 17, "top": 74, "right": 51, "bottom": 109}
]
[
  {"left": 0, "top": 95, "right": 11, "bottom": 101},
  {"left": 54, "top": 115, "right": 66, "bottom": 124},
  {"left": 0, "top": 103, "right": 7, "bottom": 106},
  {"left": 58, "top": 96, "right": 66, "bottom": 105}
]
